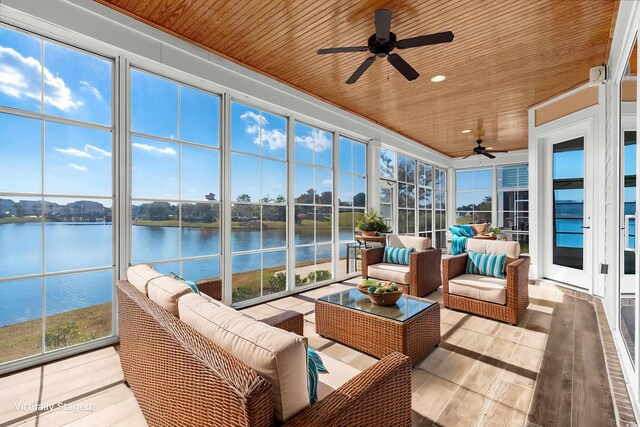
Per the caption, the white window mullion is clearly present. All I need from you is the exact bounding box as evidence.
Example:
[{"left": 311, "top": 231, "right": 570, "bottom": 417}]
[
  {"left": 222, "top": 92, "right": 233, "bottom": 305},
  {"left": 287, "top": 115, "right": 296, "bottom": 293}
]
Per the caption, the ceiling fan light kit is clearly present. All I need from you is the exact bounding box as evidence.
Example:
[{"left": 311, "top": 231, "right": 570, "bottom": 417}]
[{"left": 317, "top": 9, "right": 454, "bottom": 84}]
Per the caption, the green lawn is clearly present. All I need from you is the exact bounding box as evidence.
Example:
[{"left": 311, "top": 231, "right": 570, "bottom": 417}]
[{"left": 0, "top": 302, "right": 112, "bottom": 364}]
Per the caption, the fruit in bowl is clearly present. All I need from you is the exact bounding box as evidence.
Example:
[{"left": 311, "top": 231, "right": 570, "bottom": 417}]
[
  {"left": 362, "top": 281, "right": 403, "bottom": 306},
  {"left": 357, "top": 278, "right": 379, "bottom": 295}
]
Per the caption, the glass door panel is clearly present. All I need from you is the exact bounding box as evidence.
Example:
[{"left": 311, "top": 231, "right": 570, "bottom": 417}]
[{"left": 552, "top": 138, "right": 585, "bottom": 270}]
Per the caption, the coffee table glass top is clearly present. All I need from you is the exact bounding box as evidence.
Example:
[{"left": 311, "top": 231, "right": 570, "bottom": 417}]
[{"left": 318, "top": 288, "right": 435, "bottom": 322}]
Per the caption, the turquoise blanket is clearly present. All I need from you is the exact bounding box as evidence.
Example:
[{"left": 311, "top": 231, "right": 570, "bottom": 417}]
[{"left": 449, "top": 225, "right": 476, "bottom": 255}]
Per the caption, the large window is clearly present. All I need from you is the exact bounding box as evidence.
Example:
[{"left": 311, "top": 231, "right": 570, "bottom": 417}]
[
  {"left": 294, "top": 122, "right": 334, "bottom": 287},
  {"left": 497, "top": 164, "right": 529, "bottom": 252},
  {"left": 230, "top": 102, "right": 287, "bottom": 303},
  {"left": 456, "top": 168, "right": 492, "bottom": 224},
  {"left": 379, "top": 148, "right": 395, "bottom": 226},
  {"left": 338, "top": 136, "right": 367, "bottom": 276},
  {"left": 397, "top": 155, "right": 416, "bottom": 234},
  {"left": 434, "top": 167, "right": 448, "bottom": 248},
  {"left": 418, "top": 162, "right": 433, "bottom": 240},
  {"left": 130, "top": 69, "right": 222, "bottom": 286},
  {"left": 378, "top": 149, "right": 447, "bottom": 248},
  {"left": 0, "top": 25, "right": 114, "bottom": 363},
  {"left": 454, "top": 165, "right": 529, "bottom": 253}
]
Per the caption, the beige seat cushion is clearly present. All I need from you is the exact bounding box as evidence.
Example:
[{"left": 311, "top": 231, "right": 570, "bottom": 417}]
[
  {"left": 387, "top": 234, "right": 431, "bottom": 251},
  {"left": 466, "top": 239, "right": 521, "bottom": 272},
  {"left": 316, "top": 353, "right": 361, "bottom": 401},
  {"left": 367, "top": 263, "right": 411, "bottom": 284},
  {"left": 127, "top": 264, "right": 163, "bottom": 295},
  {"left": 449, "top": 274, "right": 507, "bottom": 305},
  {"left": 147, "top": 276, "right": 193, "bottom": 316},
  {"left": 178, "top": 293, "right": 309, "bottom": 422}
]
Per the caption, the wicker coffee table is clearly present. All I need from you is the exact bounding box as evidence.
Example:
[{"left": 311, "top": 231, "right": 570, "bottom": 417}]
[{"left": 316, "top": 288, "right": 440, "bottom": 365}]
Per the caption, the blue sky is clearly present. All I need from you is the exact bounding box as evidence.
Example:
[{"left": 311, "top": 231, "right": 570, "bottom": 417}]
[
  {"left": 0, "top": 25, "right": 363, "bottom": 204},
  {"left": 0, "top": 26, "right": 113, "bottom": 198}
]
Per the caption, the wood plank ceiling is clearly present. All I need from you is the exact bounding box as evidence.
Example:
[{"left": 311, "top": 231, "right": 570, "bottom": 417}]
[{"left": 96, "top": 0, "right": 617, "bottom": 157}]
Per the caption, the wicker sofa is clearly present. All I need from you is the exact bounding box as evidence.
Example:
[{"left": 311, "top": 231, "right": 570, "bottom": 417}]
[
  {"left": 442, "top": 239, "right": 530, "bottom": 324},
  {"left": 118, "top": 266, "right": 412, "bottom": 427},
  {"left": 361, "top": 234, "right": 442, "bottom": 297}
]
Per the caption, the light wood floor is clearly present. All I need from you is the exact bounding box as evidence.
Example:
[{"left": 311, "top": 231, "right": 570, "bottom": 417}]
[{"left": 0, "top": 281, "right": 621, "bottom": 427}]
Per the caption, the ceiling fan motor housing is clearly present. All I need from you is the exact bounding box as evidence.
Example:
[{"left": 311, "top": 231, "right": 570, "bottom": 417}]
[{"left": 368, "top": 32, "right": 397, "bottom": 57}]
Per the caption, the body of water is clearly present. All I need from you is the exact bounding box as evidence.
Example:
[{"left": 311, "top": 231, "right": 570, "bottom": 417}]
[{"left": 0, "top": 222, "right": 355, "bottom": 326}]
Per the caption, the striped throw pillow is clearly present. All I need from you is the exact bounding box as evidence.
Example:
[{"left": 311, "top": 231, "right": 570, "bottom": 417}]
[
  {"left": 383, "top": 246, "right": 414, "bottom": 265},
  {"left": 466, "top": 250, "right": 506, "bottom": 279}
]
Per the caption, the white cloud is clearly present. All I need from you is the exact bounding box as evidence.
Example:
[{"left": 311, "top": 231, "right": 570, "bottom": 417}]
[
  {"left": 322, "top": 178, "right": 333, "bottom": 186},
  {"left": 55, "top": 147, "right": 92, "bottom": 158},
  {"left": 79, "top": 80, "right": 103, "bottom": 101},
  {"left": 132, "top": 142, "right": 177, "bottom": 156},
  {"left": 85, "top": 144, "right": 111, "bottom": 158},
  {"left": 294, "top": 129, "right": 332, "bottom": 153},
  {"left": 55, "top": 144, "right": 111, "bottom": 159},
  {"left": 68, "top": 163, "right": 88, "bottom": 172},
  {"left": 0, "top": 45, "right": 83, "bottom": 111},
  {"left": 240, "top": 110, "right": 286, "bottom": 151}
]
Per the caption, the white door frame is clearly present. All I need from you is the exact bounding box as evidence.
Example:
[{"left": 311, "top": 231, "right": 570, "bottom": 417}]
[
  {"left": 621, "top": 112, "right": 637, "bottom": 294},
  {"left": 540, "top": 118, "right": 594, "bottom": 289}
]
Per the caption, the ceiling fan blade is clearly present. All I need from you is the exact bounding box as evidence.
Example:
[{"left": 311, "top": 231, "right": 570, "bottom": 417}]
[
  {"left": 482, "top": 152, "right": 496, "bottom": 159},
  {"left": 387, "top": 54, "right": 419, "bottom": 81},
  {"left": 485, "top": 150, "right": 508, "bottom": 154},
  {"left": 461, "top": 154, "right": 474, "bottom": 159},
  {"left": 375, "top": 9, "right": 392, "bottom": 41},
  {"left": 396, "top": 31, "right": 454, "bottom": 49},
  {"left": 346, "top": 56, "right": 376, "bottom": 84},
  {"left": 317, "top": 46, "right": 369, "bottom": 54}
]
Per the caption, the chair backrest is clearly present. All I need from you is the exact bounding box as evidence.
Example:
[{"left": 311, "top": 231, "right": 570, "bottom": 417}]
[
  {"left": 469, "top": 223, "right": 488, "bottom": 235},
  {"left": 387, "top": 234, "right": 431, "bottom": 252},
  {"left": 467, "top": 239, "right": 521, "bottom": 269}
]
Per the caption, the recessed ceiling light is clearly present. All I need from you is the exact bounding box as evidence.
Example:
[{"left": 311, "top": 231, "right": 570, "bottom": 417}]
[
  {"left": 461, "top": 129, "right": 471, "bottom": 133},
  {"left": 431, "top": 75, "right": 446, "bottom": 83}
]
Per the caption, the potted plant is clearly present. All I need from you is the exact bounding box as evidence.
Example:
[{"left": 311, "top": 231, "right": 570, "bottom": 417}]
[
  {"left": 357, "top": 209, "right": 390, "bottom": 236},
  {"left": 488, "top": 225, "right": 503, "bottom": 239}
]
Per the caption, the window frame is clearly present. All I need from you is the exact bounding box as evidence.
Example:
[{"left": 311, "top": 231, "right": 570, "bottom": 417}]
[{"left": 0, "top": 22, "right": 118, "bottom": 368}]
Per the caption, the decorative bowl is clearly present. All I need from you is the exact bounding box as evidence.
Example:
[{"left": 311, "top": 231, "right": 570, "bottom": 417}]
[
  {"left": 367, "top": 290, "right": 402, "bottom": 306},
  {"left": 357, "top": 279, "right": 379, "bottom": 295}
]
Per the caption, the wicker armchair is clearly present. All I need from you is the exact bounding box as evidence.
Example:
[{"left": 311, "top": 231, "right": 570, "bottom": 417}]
[
  {"left": 361, "top": 234, "right": 442, "bottom": 297},
  {"left": 442, "top": 239, "right": 530, "bottom": 325},
  {"left": 118, "top": 279, "right": 412, "bottom": 426}
]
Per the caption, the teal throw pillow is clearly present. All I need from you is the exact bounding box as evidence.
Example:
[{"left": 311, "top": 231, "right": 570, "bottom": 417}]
[
  {"left": 169, "top": 272, "right": 200, "bottom": 294},
  {"left": 308, "top": 353, "right": 319, "bottom": 404},
  {"left": 308, "top": 347, "right": 327, "bottom": 372},
  {"left": 383, "top": 246, "right": 414, "bottom": 265},
  {"left": 465, "top": 250, "right": 506, "bottom": 279}
]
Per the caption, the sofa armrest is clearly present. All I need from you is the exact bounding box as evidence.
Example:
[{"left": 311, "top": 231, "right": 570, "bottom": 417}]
[
  {"left": 361, "top": 247, "right": 385, "bottom": 278},
  {"left": 196, "top": 278, "right": 222, "bottom": 301},
  {"left": 284, "top": 352, "right": 412, "bottom": 427},
  {"left": 409, "top": 248, "right": 442, "bottom": 296},
  {"left": 506, "top": 256, "right": 531, "bottom": 310},
  {"left": 259, "top": 310, "right": 304, "bottom": 336},
  {"left": 442, "top": 254, "right": 468, "bottom": 293}
]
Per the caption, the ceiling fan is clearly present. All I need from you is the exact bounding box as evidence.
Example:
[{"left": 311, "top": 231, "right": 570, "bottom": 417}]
[
  {"left": 317, "top": 9, "right": 454, "bottom": 84},
  {"left": 462, "top": 139, "right": 508, "bottom": 159}
]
